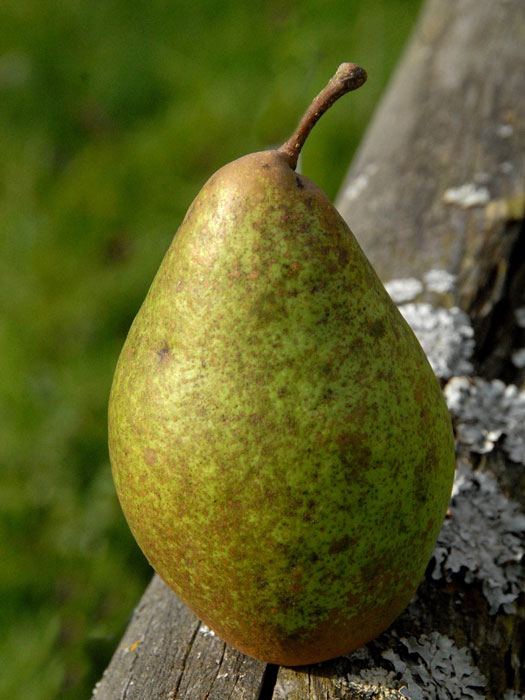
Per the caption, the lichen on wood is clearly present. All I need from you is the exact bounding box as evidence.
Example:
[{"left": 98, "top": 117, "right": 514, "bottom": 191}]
[
  {"left": 399, "top": 302, "right": 474, "bottom": 380},
  {"left": 445, "top": 377, "right": 525, "bottom": 464},
  {"left": 342, "top": 630, "right": 487, "bottom": 700},
  {"left": 384, "top": 270, "right": 475, "bottom": 380},
  {"left": 430, "top": 461, "right": 525, "bottom": 613}
]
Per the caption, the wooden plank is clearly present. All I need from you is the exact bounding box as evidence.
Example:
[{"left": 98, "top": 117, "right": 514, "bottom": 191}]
[
  {"left": 337, "top": 0, "right": 525, "bottom": 314},
  {"left": 91, "top": 576, "right": 267, "bottom": 700}
]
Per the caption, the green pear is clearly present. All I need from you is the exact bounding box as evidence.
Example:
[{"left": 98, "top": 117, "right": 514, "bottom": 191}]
[{"left": 108, "top": 64, "right": 455, "bottom": 665}]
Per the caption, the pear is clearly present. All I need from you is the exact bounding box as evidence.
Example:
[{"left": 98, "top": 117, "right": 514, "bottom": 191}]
[{"left": 109, "top": 64, "right": 455, "bottom": 666}]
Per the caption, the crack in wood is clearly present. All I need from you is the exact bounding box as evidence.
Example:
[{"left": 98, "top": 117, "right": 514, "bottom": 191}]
[
  {"left": 257, "top": 664, "right": 279, "bottom": 700},
  {"left": 204, "top": 642, "right": 227, "bottom": 700},
  {"left": 169, "top": 621, "right": 201, "bottom": 699}
]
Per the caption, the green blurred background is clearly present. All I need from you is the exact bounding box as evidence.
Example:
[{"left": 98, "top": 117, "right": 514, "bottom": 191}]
[{"left": 0, "top": 1, "right": 422, "bottom": 697}]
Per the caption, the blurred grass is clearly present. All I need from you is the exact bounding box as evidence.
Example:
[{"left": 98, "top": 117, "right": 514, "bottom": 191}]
[{"left": 0, "top": 1, "right": 422, "bottom": 697}]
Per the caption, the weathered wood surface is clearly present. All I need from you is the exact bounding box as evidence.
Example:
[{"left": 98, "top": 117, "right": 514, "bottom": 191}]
[
  {"left": 93, "top": 0, "right": 525, "bottom": 697},
  {"left": 337, "top": 0, "right": 525, "bottom": 380},
  {"left": 92, "top": 575, "right": 269, "bottom": 699}
]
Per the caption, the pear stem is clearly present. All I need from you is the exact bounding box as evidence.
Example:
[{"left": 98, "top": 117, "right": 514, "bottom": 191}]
[{"left": 277, "top": 63, "right": 367, "bottom": 171}]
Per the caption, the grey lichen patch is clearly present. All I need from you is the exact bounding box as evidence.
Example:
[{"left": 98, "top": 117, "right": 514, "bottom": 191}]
[
  {"left": 504, "top": 692, "right": 525, "bottom": 700},
  {"left": 383, "top": 271, "right": 474, "bottom": 378},
  {"left": 444, "top": 377, "right": 525, "bottom": 463},
  {"left": 385, "top": 269, "right": 456, "bottom": 305},
  {"left": 431, "top": 461, "right": 525, "bottom": 614},
  {"left": 385, "top": 278, "right": 424, "bottom": 304},
  {"left": 443, "top": 183, "right": 490, "bottom": 208},
  {"left": 511, "top": 348, "right": 525, "bottom": 368},
  {"left": 382, "top": 633, "right": 486, "bottom": 700},
  {"left": 497, "top": 123, "right": 514, "bottom": 138},
  {"left": 423, "top": 269, "right": 456, "bottom": 295},
  {"left": 340, "top": 647, "right": 408, "bottom": 698},
  {"left": 340, "top": 163, "right": 379, "bottom": 203},
  {"left": 345, "top": 631, "right": 486, "bottom": 700},
  {"left": 399, "top": 304, "right": 474, "bottom": 379},
  {"left": 342, "top": 677, "right": 409, "bottom": 699}
]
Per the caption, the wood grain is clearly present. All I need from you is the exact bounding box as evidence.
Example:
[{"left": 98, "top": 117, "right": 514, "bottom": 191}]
[{"left": 92, "top": 576, "right": 267, "bottom": 700}]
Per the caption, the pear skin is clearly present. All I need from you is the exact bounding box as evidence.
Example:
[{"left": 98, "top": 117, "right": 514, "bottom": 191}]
[{"left": 108, "top": 65, "right": 455, "bottom": 665}]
